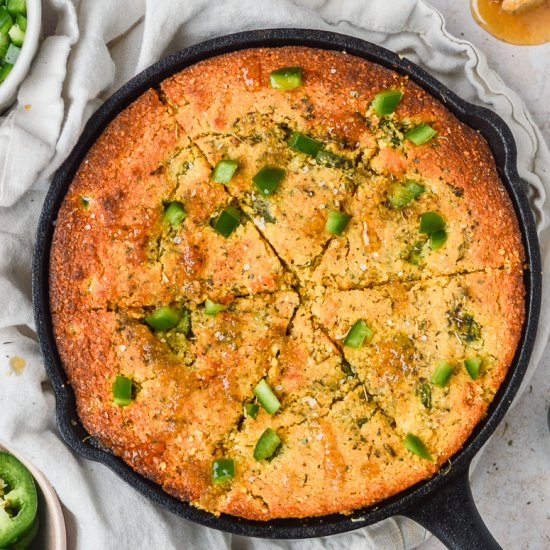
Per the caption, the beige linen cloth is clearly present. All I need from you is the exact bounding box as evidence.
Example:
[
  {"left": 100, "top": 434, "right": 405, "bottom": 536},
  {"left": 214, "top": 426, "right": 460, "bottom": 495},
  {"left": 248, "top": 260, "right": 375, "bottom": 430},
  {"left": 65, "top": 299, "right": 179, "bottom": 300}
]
[{"left": 0, "top": 0, "right": 548, "bottom": 548}]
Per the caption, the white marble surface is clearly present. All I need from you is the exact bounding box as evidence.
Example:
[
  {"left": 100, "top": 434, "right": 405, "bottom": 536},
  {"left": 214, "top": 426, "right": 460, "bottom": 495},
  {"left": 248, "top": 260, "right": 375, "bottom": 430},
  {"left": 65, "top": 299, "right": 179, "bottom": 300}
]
[{"left": 418, "top": 3, "right": 550, "bottom": 549}]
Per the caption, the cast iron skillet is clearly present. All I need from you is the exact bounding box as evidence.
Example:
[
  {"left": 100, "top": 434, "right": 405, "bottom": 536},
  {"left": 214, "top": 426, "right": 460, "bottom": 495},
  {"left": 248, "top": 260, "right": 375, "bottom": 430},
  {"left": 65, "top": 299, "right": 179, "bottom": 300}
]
[{"left": 32, "top": 29, "right": 541, "bottom": 549}]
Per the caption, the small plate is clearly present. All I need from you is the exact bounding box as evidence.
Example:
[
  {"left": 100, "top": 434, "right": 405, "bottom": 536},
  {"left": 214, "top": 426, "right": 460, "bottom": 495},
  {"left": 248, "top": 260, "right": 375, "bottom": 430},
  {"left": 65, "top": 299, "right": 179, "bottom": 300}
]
[{"left": 0, "top": 440, "right": 66, "bottom": 550}]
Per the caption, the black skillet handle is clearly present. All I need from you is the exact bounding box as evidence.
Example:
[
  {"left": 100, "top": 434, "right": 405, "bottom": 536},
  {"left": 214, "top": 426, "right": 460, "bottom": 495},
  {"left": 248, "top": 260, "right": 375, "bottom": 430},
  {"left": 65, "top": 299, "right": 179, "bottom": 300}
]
[{"left": 402, "top": 469, "right": 501, "bottom": 550}]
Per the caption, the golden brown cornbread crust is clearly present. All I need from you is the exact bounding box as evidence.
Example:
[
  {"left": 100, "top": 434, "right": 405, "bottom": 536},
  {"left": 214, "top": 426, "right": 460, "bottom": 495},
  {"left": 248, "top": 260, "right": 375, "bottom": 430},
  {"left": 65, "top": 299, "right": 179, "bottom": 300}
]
[{"left": 50, "top": 47, "right": 525, "bottom": 520}]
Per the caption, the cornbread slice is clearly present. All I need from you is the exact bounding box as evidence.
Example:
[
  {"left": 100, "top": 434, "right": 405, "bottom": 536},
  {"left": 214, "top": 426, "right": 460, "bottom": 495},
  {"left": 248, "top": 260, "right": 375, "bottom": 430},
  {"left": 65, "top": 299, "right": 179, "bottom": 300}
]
[
  {"left": 312, "top": 128, "right": 523, "bottom": 289},
  {"left": 50, "top": 107, "right": 288, "bottom": 311},
  {"left": 194, "top": 127, "right": 363, "bottom": 282},
  {"left": 184, "top": 292, "right": 299, "bottom": 401},
  {"left": 50, "top": 46, "right": 526, "bottom": 520},
  {"left": 159, "top": 219, "right": 291, "bottom": 304},
  {"left": 53, "top": 292, "right": 298, "bottom": 501},
  {"left": 311, "top": 268, "right": 525, "bottom": 461},
  {"left": 191, "top": 307, "right": 361, "bottom": 518}
]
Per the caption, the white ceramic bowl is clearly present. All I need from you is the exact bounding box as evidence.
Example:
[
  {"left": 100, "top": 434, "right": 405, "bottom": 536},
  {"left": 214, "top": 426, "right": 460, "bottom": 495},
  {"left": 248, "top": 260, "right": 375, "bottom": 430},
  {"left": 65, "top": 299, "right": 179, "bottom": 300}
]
[
  {"left": 0, "top": 441, "right": 66, "bottom": 550},
  {"left": 0, "top": 0, "right": 41, "bottom": 112}
]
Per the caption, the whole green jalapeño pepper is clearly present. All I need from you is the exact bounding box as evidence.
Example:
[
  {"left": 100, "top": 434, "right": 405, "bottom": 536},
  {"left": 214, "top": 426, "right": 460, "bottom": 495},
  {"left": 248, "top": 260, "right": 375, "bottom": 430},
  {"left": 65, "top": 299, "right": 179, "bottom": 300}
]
[{"left": 0, "top": 452, "right": 38, "bottom": 548}]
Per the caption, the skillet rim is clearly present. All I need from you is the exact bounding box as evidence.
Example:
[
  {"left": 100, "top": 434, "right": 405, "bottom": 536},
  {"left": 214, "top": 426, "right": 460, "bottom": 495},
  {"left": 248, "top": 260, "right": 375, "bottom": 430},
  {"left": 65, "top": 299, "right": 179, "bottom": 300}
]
[{"left": 32, "top": 28, "right": 542, "bottom": 539}]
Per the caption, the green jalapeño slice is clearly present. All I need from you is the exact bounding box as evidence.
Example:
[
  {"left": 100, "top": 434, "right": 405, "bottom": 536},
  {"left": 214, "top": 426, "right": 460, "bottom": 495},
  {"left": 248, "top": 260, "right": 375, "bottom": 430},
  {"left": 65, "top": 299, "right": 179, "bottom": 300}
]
[{"left": 0, "top": 452, "right": 38, "bottom": 548}]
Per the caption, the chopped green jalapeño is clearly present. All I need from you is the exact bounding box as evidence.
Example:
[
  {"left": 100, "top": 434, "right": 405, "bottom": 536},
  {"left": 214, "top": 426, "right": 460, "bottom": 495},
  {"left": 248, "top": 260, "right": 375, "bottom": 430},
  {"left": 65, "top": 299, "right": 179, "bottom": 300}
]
[
  {"left": 371, "top": 89, "right": 403, "bottom": 117},
  {"left": 211, "top": 458, "right": 235, "bottom": 484},
  {"left": 388, "top": 181, "right": 425, "bottom": 209},
  {"left": 269, "top": 66, "right": 302, "bottom": 90},
  {"left": 406, "top": 123, "right": 437, "bottom": 145},
  {"left": 404, "top": 433, "right": 433, "bottom": 461},
  {"left": 419, "top": 211, "right": 446, "bottom": 234},
  {"left": 204, "top": 299, "right": 226, "bottom": 316},
  {"left": 431, "top": 361, "right": 454, "bottom": 387},
  {"left": 8, "top": 22, "right": 24, "bottom": 47},
  {"left": 5, "top": 43, "right": 20, "bottom": 64},
  {"left": 112, "top": 375, "right": 133, "bottom": 406},
  {"left": 464, "top": 357, "right": 482, "bottom": 380},
  {"left": 325, "top": 210, "right": 351, "bottom": 236},
  {"left": 430, "top": 229, "right": 448, "bottom": 250},
  {"left": 0, "top": 7, "right": 12, "bottom": 34},
  {"left": 163, "top": 201, "right": 186, "bottom": 228},
  {"left": 212, "top": 159, "right": 238, "bottom": 184},
  {"left": 245, "top": 403, "right": 259, "bottom": 419},
  {"left": 0, "top": 62, "right": 13, "bottom": 83},
  {"left": 253, "top": 379, "right": 281, "bottom": 414},
  {"left": 288, "top": 132, "right": 323, "bottom": 156},
  {"left": 213, "top": 206, "right": 241, "bottom": 237},
  {"left": 344, "top": 319, "right": 373, "bottom": 349},
  {"left": 16, "top": 13, "right": 26, "bottom": 32},
  {"left": 252, "top": 166, "right": 285, "bottom": 196},
  {"left": 145, "top": 307, "right": 181, "bottom": 331},
  {"left": 253, "top": 428, "right": 282, "bottom": 461},
  {"left": 7, "top": 0, "right": 27, "bottom": 16}
]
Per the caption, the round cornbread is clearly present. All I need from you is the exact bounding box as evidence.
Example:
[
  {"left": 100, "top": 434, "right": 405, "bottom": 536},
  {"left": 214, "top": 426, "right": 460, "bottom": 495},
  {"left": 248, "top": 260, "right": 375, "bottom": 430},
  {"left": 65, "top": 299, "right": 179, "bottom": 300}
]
[{"left": 50, "top": 47, "right": 525, "bottom": 520}]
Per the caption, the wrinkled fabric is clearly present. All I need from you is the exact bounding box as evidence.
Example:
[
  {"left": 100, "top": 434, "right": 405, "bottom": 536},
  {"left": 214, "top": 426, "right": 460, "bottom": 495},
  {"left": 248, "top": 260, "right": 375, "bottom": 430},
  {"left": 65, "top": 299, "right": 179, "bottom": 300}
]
[{"left": 0, "top": 1, "right": 548, "bottom": 548}]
